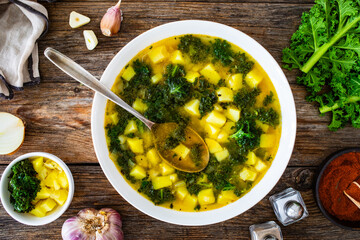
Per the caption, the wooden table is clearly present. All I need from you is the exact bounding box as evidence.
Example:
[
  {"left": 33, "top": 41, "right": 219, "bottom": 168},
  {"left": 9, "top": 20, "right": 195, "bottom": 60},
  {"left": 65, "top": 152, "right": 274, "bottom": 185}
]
[{"left": 1, "top": 0, "right": 360, "bottom": 239}]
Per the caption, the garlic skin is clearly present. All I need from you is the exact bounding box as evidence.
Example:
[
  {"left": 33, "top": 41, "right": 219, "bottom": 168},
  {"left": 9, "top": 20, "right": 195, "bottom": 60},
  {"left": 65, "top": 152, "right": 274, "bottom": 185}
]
[
  {"left": 100, "top": 0, "right": 123, "bottom": 37},
  {"left": 62, "top": 208, "right": 124, "bottom": 240}
]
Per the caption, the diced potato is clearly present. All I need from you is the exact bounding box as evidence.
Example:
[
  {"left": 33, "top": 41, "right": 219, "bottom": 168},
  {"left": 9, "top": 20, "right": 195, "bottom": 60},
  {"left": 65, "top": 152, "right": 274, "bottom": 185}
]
[
  {"left": 224, "top": 106, "right": 240, "bottom": 122},
  {"left": 36, "top": 187, "right": 51, "bottom": 200},
  {"left": 216, "top": 87, "right": 233, "bottom": 102},
  {"left": 213, "top": 104, "right": 223, "bottom": 112},
  {"left": 176, "top": 186, "right": 189, "bottom": 200},
  {"left": 256, "top": 120, "right": 269, "bottom": 133},
  {"left": 135, "top": 155, "right": 148, "bottom": 168},
  {"left": 200, "top": 64, "right": 221, "bottom": 84},
  {"left": 260, "top": 134, "right": 276, "bottom": 148},
  {"left": 217, "top": 190, "right": 238, "bottom": 204},
  {"left": 132, "top": 98, "right": 148, "bottom": 113},
  {"left": 183, "top": 194, "right": 198, "bottom": 209},
  {"left": 37, "top": 167, "right": 48, "bottom": 180},
  {"left": 221, "top": 190, "right": 238, "bottom": 200},
  {"left": 255, "top": 160, "right": 267, "bottom": 172},
  {"left": 160, "top": 162, "right": 175, "bottom": 176},
  {"left": 30, "top": 203, "right": 47, "bottom": 217},
  {"left": 51, "top": 189, "right": 68, "bottom": 206},
  {"left": 148, "top": 168, "right": 161, "bottom": 179},
  {"left": 185, "top": 71, "right": 200, "bottom": 83},
  {"left": 44, "top": 171, "right": 60, "bottom": 190},
  {"left": 206, "top": 111, "right": 226, "bottom": 127},
  {"left": 40, "top": 198, "right": 57, "bottom": 212},
  {"left": 215, "top": 148, "right": 229, "bottom": 162},
  {"left": 174, "top": 180, "right": 186, "bottom": 188},
  {"left": 124, "top": 120, "right": 138, "bottom": 135},
  {"left": 227, "top": 73, "right": 243, "bottom": 91},
  {"left": 173, "top": 144, "right": 190, "bottom": 160},
  {"left": 44, "top": 159, "right": 61, "bottom": 171},
  {"left": 122, "top": 66, "right": 136, "bottom": 81},
  {"left": 148, "top": 46, "right": 169, "bottom": 64},
  {"left": 118, "top": 135, "right": 127, "bottom": 145},
  {"left": 198, "top": 189, "right": 215, "bottom": 205},
  {"left": 205, "top": 138, "right": 223, "bottom": 153},
  {"left": 130, "top": 165, "right": 147, "bottom": 179},
  {"left": 57, "top": 171, "right": 69, "bottom": 189},
  {"left": 204, "top": 123, "right": 220, "bottom": 139},
  {"left": 142, "top": 131, "right": 153, "bottom": 149},
  {"left": 184, "top": 99, "right": 200, "bottom": 117},
  {"left": 169, "top": 173, "right": 178, "bottom": 182},
  {"left": 31, "top": 157, "right": 44, "bottom": 173},
  {"left": 109, "top": 113, "right": 119, "bottom": 125},
  {"left": 146, "top": 148, "right": 161, "bottom": 166},
  {"left": 152, "top": 176, "right": 172, "bottom": 190},
  {"left": 222, "top": 121, "right": 236, "bottom": 134},
  {"left": 170, "top": 50, "right": 185, "bottom": 64},
  {"left": 245, "top": 68, "right": 263, "bottom": 88},
  {"left": 239, "top": 168, "right": 257, "bottom": 181},
  {"left": 217, "top": 194, "right": 229, "bottom": 205},
  {"left": 217, "top": 130, "right": 229, "bottom": 143},
  {"left": 246, "top": 151, "right": 258, "bottom": 165},
  {"left": 127, "top": 138, "right": 144, "bottom": 153},
  {"left": 151, "top": 73, "right": 163, "bottom": 84}
]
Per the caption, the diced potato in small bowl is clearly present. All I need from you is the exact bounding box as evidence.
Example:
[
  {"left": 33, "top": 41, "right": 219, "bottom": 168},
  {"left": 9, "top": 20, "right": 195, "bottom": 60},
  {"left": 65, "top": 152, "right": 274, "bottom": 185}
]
[{"left": 0, "top": 152, "right": 74, "bottom": 225}]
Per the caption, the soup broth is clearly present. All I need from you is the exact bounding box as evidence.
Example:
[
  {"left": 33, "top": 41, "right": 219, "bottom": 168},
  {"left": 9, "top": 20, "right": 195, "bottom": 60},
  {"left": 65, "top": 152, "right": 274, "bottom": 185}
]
[{"left": 104, "top": 34, "right": 281, "bottom": 212}]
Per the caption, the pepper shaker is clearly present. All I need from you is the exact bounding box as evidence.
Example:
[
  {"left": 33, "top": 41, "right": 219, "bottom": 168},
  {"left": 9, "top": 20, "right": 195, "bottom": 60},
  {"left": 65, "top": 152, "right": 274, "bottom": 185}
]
[
  {"left": 249, "top": 221, "right": 283, "bottom": 240},
  {"left": 269, "top": 187, "right": 309, "bottom": 226}
]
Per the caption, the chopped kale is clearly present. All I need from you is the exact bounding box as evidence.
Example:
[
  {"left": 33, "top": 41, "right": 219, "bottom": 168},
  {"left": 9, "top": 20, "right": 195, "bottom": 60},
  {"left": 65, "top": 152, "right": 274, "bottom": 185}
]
[
  {"left": 138, "top": 179, "right": 175, "bottom": 205},
  {"left": 263, "top": 91, "right": 274, "bottom": 106},
  {"left": 257, "top": 107, "right": 280, "bottom": 127},
  {"left": 178, "top": 35, "right": 210, "bottom": 63},
  {"left": 8, "top": 159, "right": 41, "bottom": 213}
]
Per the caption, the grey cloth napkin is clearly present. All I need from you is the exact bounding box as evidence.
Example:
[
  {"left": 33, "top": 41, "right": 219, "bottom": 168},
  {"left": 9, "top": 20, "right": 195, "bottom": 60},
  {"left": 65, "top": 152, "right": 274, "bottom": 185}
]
[{"left": 0, "top": 0, "right": 49, "bottom": 99}]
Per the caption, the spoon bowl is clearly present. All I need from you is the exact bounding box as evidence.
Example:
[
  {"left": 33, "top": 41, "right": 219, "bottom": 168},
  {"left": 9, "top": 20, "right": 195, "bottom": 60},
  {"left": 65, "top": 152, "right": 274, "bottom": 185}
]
[
  {"left": 153, "top": 122, "right": 209, "bottom": 172},
  {"left": 44, "top": 47, "right": 209, "bottom": 173}
]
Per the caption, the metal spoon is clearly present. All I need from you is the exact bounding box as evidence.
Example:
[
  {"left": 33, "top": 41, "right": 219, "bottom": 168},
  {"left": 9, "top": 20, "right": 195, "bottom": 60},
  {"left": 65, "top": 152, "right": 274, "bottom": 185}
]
[{"left": 44, "top": 47, "right": 209, "bottom": 173}]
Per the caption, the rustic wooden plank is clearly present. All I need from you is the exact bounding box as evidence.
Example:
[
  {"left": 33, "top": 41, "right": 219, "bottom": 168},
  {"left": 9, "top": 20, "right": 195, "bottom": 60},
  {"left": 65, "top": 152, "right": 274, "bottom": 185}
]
[{"left": 0, "top": 165, "right": 358, "bottom": 239}]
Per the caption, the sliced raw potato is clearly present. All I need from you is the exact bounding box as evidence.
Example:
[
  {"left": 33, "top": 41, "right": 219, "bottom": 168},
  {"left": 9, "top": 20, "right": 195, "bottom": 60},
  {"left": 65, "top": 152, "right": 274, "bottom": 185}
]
[
  {"left": 83, "top": 30, "right": 98, "bottom": 50},
  {"left": 69, "top": 11, "right": 90, "bottom": 28},
  {"left": 0, "top": 112, "right": 25, "bottom": 155}
]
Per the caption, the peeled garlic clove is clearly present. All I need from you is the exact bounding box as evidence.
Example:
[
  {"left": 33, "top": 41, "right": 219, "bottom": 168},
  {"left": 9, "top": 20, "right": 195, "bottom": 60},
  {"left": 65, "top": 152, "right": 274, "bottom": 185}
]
[
  {"left": 69, "top": 11, "right": 90, "bottom": 28},
  {"left": 83, "top": 30, "right": 98, "bottom": 50},
  {"left": 0, "top": 112, "right": 25, "bottom": 155},
  {"left": 100, "top": 0, "right": 122, "bottom": 37}
]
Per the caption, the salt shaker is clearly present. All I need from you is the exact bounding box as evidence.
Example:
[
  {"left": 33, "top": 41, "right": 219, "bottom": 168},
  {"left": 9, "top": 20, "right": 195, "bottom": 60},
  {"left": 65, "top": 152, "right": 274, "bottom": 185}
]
[
  {"left": 269, "top": 187, "right": 309, "bottom": 226},
  {"left": 249, "top": 221, "right": 283, "bottom": 240}
]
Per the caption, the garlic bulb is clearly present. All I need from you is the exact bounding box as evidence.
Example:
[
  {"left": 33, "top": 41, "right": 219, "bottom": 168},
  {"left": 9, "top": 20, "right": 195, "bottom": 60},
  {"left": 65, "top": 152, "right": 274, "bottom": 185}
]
[
  {"left": 100, "top": 0, "right": 123, "bottom": 37},
  {"left": 62, "top": 208, "right": 124, "bottom": 240}
]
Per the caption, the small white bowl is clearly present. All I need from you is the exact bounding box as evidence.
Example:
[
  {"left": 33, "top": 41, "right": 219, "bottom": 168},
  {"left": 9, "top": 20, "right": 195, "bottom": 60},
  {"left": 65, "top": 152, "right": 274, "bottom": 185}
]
[{"left": 0, "top": 152, "right": 74, "bottom": 226}]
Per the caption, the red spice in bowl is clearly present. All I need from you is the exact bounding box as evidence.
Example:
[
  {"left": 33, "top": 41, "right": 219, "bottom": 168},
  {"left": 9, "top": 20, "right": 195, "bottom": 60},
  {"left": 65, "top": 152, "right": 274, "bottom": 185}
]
[{"left": 318, "top": 150, "right": 360, "bottom": 223}]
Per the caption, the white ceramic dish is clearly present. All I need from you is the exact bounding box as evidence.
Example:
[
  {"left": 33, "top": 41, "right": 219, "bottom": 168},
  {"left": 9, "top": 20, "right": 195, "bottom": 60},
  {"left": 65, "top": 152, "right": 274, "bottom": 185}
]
[
  {"left": 0, "top": 152, "right": 74, "bottom": 226},
  {"left": 91, "top": 20, "right": 296, "bottom": 226}
]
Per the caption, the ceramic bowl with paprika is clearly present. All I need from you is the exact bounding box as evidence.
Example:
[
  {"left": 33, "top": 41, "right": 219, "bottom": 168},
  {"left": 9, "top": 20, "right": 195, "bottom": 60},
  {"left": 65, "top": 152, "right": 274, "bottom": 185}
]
[{"left": 315, "top": 148, "right": 360, "bottom": 231}]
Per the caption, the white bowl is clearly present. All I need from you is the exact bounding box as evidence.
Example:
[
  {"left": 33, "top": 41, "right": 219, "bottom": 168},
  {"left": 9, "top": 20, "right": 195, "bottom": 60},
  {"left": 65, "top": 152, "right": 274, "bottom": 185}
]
[
  {"left": 0, "top": 152, "right": 75, "bottom": 225},
  {"left": 91, "top": 20, "right": 296, "bottom": 226}
]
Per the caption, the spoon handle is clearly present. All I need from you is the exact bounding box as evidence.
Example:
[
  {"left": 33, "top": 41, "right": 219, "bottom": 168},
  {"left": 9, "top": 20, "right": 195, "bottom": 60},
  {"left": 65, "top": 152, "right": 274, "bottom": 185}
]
[{"left": 44, "top": 47, "right": 154, "bottom": 129}]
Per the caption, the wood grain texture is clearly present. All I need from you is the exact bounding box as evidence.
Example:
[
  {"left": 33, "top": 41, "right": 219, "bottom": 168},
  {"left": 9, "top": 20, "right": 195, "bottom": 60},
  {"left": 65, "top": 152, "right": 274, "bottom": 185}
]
[
  {"left": 0, "top": 0, "right": 360, "bottom": 239},
  {"left": 0, "top": 165, "right": 359, "bottom": 240}
]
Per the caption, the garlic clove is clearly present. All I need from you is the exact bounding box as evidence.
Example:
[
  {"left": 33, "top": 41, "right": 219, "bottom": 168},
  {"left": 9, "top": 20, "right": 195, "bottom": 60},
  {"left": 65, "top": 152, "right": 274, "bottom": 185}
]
[
  {"left": 100, "top": 0, "right": 122, "bottom": 37},
  {"left": 69, "top": 11, "right": 90, "bottom": 29},
  {"left": 83, "top": 30, "right": 98, "bottom": 50}
]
